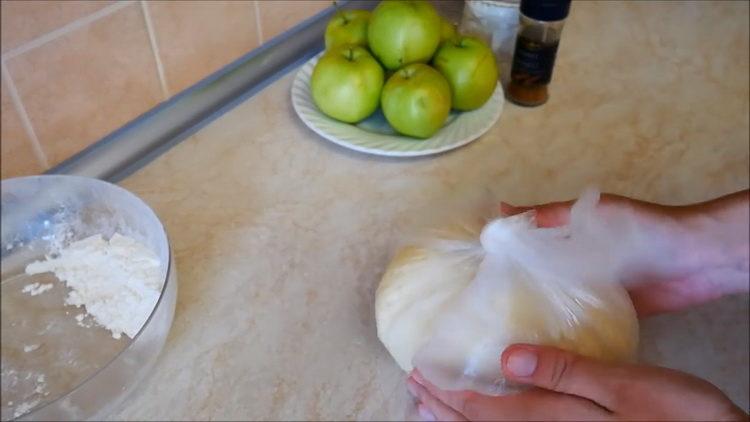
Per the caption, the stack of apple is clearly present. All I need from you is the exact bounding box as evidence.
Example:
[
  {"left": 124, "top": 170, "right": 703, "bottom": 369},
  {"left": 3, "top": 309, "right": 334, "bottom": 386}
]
[{"left": 311, "top": 0, "right": 498, "bottom": 139}]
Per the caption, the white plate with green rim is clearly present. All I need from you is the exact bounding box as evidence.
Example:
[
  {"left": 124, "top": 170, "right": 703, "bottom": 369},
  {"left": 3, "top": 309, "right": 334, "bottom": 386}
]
[{"left": 291, "top": 53, "right": 505, "bottom": 157}]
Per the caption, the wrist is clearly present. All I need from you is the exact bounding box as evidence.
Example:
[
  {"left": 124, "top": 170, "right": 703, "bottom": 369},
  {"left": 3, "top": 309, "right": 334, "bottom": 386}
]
[
  {"left": 598, "top": 194, "right": 748, "bottom": 296},
  {"left": 676, "top": 196, "right": 749, "bottom": 295}
]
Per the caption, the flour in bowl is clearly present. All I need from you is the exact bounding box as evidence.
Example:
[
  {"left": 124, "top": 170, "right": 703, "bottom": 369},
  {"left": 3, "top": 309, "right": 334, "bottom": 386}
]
[
  {"left": 21, "top": 282, "right": 53, "bottom": 296},
  {"left": 25, "top": 233, "right": 163, "bottom": 339}
]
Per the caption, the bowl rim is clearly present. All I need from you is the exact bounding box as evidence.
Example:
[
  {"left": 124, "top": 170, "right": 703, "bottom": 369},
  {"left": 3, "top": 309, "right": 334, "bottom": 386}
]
[{"left": 1, "top": 175, "right": 174, "bottom": 419}]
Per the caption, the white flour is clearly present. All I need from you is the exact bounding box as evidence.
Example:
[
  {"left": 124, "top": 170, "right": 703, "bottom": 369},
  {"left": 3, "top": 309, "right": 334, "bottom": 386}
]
[
  {"left": 8, "top": 371, "right": 48, "bottom": 418},
  {"left": 21, "top": 282, "right": 53, "bottom": 296},
  {"left": 25, "top": 233, "right": 163, "bottom": 339},
  {"left": 23, "top": 344, "right": 40, "bottom": 353},
  {"left": 13, "top": 398, "right": 40, "bottom": 419}
]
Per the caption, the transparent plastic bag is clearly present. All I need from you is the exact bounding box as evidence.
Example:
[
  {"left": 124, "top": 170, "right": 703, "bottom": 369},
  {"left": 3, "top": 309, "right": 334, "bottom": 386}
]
[
  {"left": 376, "top": 190, "right": 641, "bottom": 396},
  {"left": 460, "top": 1, "right": 520, "bottom": 85}
]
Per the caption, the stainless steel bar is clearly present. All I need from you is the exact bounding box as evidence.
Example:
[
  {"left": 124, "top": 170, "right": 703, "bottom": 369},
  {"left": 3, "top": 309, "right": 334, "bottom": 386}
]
[
  {"left": 47, "top": 0, "right": 378, "bottom": 182},
  {"left": 46, "top": 0, "right": 462, "bottom": 182}
]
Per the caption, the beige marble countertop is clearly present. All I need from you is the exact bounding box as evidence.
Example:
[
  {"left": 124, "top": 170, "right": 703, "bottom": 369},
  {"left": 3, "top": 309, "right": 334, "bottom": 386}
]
[{"left": 112, "top": 2, "right": 749, "bottom": 420}]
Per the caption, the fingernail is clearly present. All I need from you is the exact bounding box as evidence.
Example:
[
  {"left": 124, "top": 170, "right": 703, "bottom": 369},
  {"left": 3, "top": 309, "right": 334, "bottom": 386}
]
[
  {"left": 411, "top": 371, "right": 425, "bottom": 385},
  {"left": 507, "top": 349, "right": 538, "bottom": 377},
  {"left": 417, "top": 404, "right": 436, "bottom": 421}
]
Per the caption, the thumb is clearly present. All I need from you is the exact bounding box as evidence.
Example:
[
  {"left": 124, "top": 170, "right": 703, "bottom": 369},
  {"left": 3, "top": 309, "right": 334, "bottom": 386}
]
[
  {"left": 499, "top": 202, "right": 531, "bottom": 217},
  {"left": 499, "top": 202, "right": 573, "bottom": 228},
  {"left": 501, "top": 344, "right": 621, "bottom": 410}
]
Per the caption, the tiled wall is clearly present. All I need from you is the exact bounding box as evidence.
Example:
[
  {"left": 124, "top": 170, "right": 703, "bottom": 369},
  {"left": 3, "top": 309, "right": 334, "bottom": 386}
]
[{"left": 0, "top": 0, "right": 332, "bottom": 179}]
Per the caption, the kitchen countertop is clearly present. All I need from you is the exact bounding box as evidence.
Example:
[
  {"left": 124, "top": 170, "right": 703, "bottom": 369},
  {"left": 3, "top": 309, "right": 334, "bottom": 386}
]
[{"left": 112, "top": 2, "right": 749, "bottom": 420}]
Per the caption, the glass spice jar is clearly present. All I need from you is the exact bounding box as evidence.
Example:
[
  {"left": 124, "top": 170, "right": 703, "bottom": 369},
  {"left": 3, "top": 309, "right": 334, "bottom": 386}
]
[{"left": 506, "top": 0, "right": 571, "bottom": 107}]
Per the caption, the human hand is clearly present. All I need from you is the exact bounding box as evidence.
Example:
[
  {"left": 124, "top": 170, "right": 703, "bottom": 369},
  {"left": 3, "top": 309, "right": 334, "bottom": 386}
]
[
  {"left": 499, "top": 191, "right": 749, "bottom": 317},
  {"left": 406, "top": 344, "right": 747, "bottom": 421}
]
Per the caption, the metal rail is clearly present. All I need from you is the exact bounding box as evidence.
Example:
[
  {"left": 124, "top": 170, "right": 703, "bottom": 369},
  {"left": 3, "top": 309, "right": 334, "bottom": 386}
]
[{"left": 47, "top": 0, "right": 464, "bottom": 182}]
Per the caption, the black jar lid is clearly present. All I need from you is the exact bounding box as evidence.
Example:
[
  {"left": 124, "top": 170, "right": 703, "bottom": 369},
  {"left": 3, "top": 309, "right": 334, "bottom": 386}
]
[{"left": 520, "top": 0, "right": 572, "bottom": 22}]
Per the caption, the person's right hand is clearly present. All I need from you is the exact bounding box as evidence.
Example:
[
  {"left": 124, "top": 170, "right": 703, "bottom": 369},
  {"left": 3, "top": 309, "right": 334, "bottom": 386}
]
[
  {"left": 499, "top": 190, "right": 749, "bottom": 317},
  {"left": 407, "top": 344, "right": 748, "bottom": 421}
]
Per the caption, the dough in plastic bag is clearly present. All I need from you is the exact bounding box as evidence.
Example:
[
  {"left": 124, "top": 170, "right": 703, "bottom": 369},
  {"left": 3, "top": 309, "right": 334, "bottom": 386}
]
[{"left": 375, "top": 190, "right": 639, "bottom": 395}]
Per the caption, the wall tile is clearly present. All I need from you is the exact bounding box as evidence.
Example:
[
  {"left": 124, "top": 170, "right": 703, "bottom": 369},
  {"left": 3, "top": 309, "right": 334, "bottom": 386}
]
[
  {"left": 1, "top": 78, "right": 43, "bottom": 179},
  {"left": 148, "top": 1, "right": 260, "bottom": 94},
  {"left": 6, "top": 4, "right": 163, "bottom": 167},
  {"left": 257, "top": 0, "right": 331, "bottom": 42},
  {"left": 1, "top": 0, "right": 112, "bottom": 53}
]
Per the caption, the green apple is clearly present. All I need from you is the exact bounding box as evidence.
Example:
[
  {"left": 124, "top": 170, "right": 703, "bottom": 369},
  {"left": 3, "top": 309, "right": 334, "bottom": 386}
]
[
  {"left": 432, "top": 36, "right": 498, "bottom": 111},
  {"left": 367, "top": 0, "right": 442, "bottom": 70},
  {"left": 311, "top": 45, "right": 384, "bottom": 123},
  {"left": 325, "top": 9, "right": 370, "bottom": 49},
  {"left": 440, "top": 18, "right": 458, "bottom": 43},
  {"left": 381, "top": 63, "right": 451, "bottom": 138}
]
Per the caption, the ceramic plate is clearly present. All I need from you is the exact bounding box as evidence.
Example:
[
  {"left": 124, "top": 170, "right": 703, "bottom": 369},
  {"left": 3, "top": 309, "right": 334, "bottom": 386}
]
[{"left": 291, "top": 53, "right": 505, "bottom": 157}]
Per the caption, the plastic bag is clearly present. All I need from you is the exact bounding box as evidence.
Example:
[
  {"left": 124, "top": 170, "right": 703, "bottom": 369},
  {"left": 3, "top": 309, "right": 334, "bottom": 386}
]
[
  {"left": 376, "top": 190, "right": 640, "bottom": 396},
  {"left": 459, "top": 1, "right": 520, "bottom": 84}
]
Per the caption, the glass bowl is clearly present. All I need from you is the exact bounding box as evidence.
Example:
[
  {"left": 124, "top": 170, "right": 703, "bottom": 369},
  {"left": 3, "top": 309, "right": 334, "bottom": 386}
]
[{"left": 1, "top": 175, "right": 177, "bottom": 421}]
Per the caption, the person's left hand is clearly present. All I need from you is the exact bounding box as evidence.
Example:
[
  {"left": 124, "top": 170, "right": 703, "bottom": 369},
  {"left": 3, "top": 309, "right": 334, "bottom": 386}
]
[{"left": 406, "top": 344, "right": 746, "bottom": 421}]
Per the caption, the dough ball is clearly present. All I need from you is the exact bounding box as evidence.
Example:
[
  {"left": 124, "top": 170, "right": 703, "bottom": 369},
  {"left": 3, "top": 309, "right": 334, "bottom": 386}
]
[
  {"left": 376, "top": 246, "right": 481, "bottom": 371},
  {"left": 375, "top": 220, "right": 639, "bottom": 388}
]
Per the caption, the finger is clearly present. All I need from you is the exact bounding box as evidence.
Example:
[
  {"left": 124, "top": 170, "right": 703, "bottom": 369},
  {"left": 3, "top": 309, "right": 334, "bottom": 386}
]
[
  {"left": 412, "top": 373, "right": 609, "bottom": 421},
  {"left": 501, "top": 344, "right": 621, "bottom": 410},
  {"left": 407, "top": 378, "right": 468, "bottom": 421},
  {"left": 499, "top": 202, "right": 531, "bottom": 217},
  {"left": 496, "top": 388, "right": 613, "bottom": 421},
  {"left": 499, "top": 202, "right": 573, "bottom": 227},
  {"left": 533, "top": 202, "right": 573, "bottom": 228},
  {"left": 410, "top": 371, "right": 476, "bottom": 415},
  {"left": 626, "top": 278, "right": 725, "bottom": 317}
]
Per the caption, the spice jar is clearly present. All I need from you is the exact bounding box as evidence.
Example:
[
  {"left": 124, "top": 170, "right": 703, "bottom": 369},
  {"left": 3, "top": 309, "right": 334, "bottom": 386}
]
[{"left": 507, "top": 0, "right": 571, "bottom": 106}]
